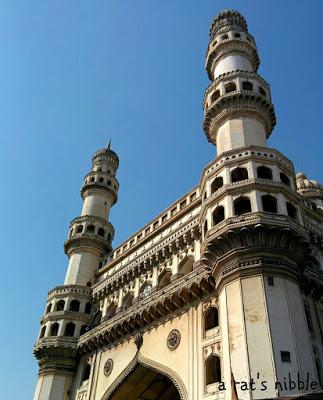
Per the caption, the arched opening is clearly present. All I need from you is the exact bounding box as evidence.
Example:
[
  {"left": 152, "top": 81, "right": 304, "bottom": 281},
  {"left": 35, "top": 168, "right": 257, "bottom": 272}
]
[
  {"left": 211, "top": 177, "right": 223, "bottom": 193},
  {"left": 45, "top": 303, "right": 52, "bottom": 314},
  {"left": 212, "top": 206, "right": 225, "bottom": 226},
  {"left": 64, "top": 322, "right": 75, "bottom": 337},
  {"left": 122, "top": 293, "right": 134, "bottom": 310},
  {"left": 234, "top": 32, "right": 241, "bottom": 38},
  {"left": 280, "top": 172, "right": 290, "bottom": 186},
  {"left": 242, "top": 81, "right": 253, "bottom": 91},
  {"left": 222, "top": 34, "right": 229, "bottom": 40},
  {"left": 70, "top": 299, "right": 80, "bottom": 312},
  {"left": 39, "top": 326, "right": 46, "bottom": 339},
  {"left": 205, "top": 355, "right": 221, "bottom": 386},
  {"left": 139, "top": 283, "right": 152, "bottom": 300},
  {"left": 225, "top": 82, "right": 236, "bottom": 94},
  {"left": 49, "top": 323, "right": 59, "bottom": 337},
  {"left": 76, "top": 225, "right": 83, "bottom": 234},
  {"left": 157, "top": 270, "right": 172, "bottom": 290},
  {"left": 55, "top": 300, "right": 65, "bottom": 312},
  {"left": 205, "top": 307, "right": 219, "bottom": 331},
  {"left": 98, "top": 228, "right": 105, "bottom": 237},
  {"left": 99, "top": 177, "right": 104, "bottom": 183},
  {"left": 262, "top": 195, "right": 278, "bottom": 213},
  {"left": 231, "top": 167, "right": 248, "bottom": 182},
  {"left": 109, "top": 363, "right": 181, "bottom": 400},
  {"left": 211, "top": 90, "right": 220, "bottom": 103},
  {"left": 84, "top": 302, "right": 92, "bottom": 314},
  {"left": 86, "top": 225, "right": 95, "bottom": 234},
  {"left": 286, "top": 202, "right": 297, "bottom": 220},
  {"left": 234, "top": 197, "right": 252, "bottom": 216},
  {"left": 80, "top": 325, "right": 89, "bottom": 336},
  {"left": 178, "top": 257, "right": 194, "bottom": 276},
  {"left": 257, "top": 166, "right": 273, "bottom": 180},
  {"left": 106, "top": 302, "right": 117, "bottom": 318}
]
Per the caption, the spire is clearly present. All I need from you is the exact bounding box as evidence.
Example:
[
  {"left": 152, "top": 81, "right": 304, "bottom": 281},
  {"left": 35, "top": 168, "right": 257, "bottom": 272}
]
[{"left": 107, "top": 139, "right": 112, "bottom": 150}]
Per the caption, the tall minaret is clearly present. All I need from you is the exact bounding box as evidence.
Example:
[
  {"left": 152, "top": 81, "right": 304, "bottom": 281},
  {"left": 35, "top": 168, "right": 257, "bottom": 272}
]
[
  {"left": 33, "top": 144, "right": 119, "bottom": 400},
  {"left": 200, "top": 10, "right": 321, "bottom": 399},
  {"left": 203, "top": 9, "right": 275, "bottom": 155}
]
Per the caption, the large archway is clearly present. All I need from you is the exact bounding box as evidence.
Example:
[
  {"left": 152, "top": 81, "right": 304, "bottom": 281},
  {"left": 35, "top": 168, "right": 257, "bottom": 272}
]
[{"left": 109, "top": 364, "right": 181, "bottom": 400}]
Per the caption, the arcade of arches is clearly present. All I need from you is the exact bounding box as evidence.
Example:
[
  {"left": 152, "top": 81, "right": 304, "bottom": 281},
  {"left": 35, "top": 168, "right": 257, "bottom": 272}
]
[{"left": 109, "top": 364, "right": 180, "bottom": 400}]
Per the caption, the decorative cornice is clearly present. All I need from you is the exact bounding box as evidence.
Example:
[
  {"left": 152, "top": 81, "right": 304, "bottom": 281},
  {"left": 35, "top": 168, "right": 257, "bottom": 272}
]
[
  {"left": 203, "top": 92, "right": 276, "bottom": 144},
  {"left": 81, "top": 183, "right": 118, "bottom": 204},
  {"left": 64, "top": 234, "right": 111, "bottom": 256}
]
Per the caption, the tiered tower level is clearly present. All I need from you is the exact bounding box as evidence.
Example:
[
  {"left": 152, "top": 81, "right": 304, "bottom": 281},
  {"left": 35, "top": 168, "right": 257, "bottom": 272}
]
[{"left": 34, "top": 10, "right": 323, "bottom": 400}]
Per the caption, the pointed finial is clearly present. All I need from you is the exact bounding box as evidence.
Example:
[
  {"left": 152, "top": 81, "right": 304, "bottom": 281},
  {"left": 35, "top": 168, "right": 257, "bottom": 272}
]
[{"left": 107, "top": 139, "right": 112, "bottom": 150}]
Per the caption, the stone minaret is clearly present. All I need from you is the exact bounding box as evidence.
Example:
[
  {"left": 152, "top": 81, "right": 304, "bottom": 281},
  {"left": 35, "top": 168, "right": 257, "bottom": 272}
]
[
  {"left": 33, "top": 144, "right": 119, "bottom": 400},
  {"left": 200, "top": 10, "right": 321, "bottom": 399}
]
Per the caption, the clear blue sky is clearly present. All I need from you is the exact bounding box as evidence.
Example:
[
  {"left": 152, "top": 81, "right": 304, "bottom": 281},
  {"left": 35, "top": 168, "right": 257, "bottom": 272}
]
[{"left": 0, "top": 1, "right": 322, "bottom": 398}]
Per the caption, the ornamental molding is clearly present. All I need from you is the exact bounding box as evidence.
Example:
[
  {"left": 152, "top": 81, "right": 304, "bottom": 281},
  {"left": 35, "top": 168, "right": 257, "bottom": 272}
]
[
  {"left": 34, "top": 336, "right": 77, "bottom": 361},
  {"left": 101, "top": 353, "right": 187, "bottom": 400},
  {"left": 64, "top": 234, "right": 110, "bottom": 255},
  {"left": 47, "top": 284, "right": 92, "bottom": 299},
  {"left": 81, "top": 183, "right": 118, "bottom": 203},
  {"left": 203, "top": 93, "right": 276, "bottom": 143},
  {"left": 77, "top": 266, "right": 215, "bottom": 353},
  {"left": 93, "top": 216, "right": 201, "bottom": 297},
  {"left": 201, "top": 220, "right": 311, "bottom": 271}
]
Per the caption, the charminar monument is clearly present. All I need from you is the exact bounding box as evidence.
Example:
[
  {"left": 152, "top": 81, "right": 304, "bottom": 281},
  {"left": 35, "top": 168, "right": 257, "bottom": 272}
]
[{"left": 33, "top": 9, "right": 323, "bottom": 400}]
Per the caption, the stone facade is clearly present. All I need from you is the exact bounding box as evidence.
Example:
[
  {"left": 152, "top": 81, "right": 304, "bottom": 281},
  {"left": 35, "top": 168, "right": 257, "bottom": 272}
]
[{"left": 33, "top": 9, "right": 323, "bottom": 400}]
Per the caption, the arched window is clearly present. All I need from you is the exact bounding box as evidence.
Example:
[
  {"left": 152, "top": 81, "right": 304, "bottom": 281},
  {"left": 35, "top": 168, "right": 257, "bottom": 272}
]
[
  {"left": 222, "top": 34, "right": 229, "bottom": 40},
  {"left": 84, "top": 302, "right": 92, "bottom": 314},
  {"left": 64, "top": 322, "right": 75, "bottom": 337},
  {"left": 231, "top": 167, "right": 248, "bottom": 182},
  {"left": 262, "top": 195, "right": 277, "bottom": 213},
  {"left": 50, "top": 323, "right": 59, "bottom": 337},
  {"left": 98, "top": 228, "right": 105, "bottom": 237},
  {"left": 257, "top": 166, "right": 273, "bottom": 180},
  {"left": 280, "top": 172, "right": 290, "bottom": 186},
  {"left": 122, "top": 293, "right": 134, "bottom": 310},
  {"left": 80, "top": 325, "right": 89, "bottom": 336},
  {"left": 205, "top": 308, "right": 219, "bottom": 331},
  {"left": 212, "top": 206, "right": 225, "bottom": 226},
  {"left": 45, "top": 303, "right": 52, "bottom": 314},
  {"left": 139, "top": 283, "right": 152, "bottom": 300},
  {"left": 106, "top": 302, "right": 117, "bottom": 318},
  {"left": 205, "top": 355, "right": 221, "bottom": 385},
  {"left": 69, "top": 300, "right": 80, "bottom": 312},
  {"left": 234, "top": 197, "right": 252, "bottom": 216},
  {"left": 178, "top": 258, "right": 194, "bottom": 276},
  {"left": 76, "top": 225, "right": 83, "bottom": 234},
  {"left": 86, "top": 225, "right": 95, "bottom": 234},
  {"left": 98, "top": 177, "right": 104, "bottom": 183},
  {"left": 55, "top": 300, "right": 65, "bottom": 312},
  {"left": 211, "top": 90, "right": 220, "bottom": 103},
  {"left": 234, "top": 32, "right": 241, "bottom": 38},
  {"left": 39, "top": 326, "right": 46, "bottom": 339},
  {"left": 259, "top": 86, "right": 267, "bottom": 96},
  {"left": 211, "top": 177, "right": 223, "bottom": 193},
  {"left": 157, "top": 270, "right": 172, "bottom": 290},
  {"left": 225, "top": 82, "right": 236, "bottom": 94},
  {"left": 286, "top": 202, "right": 297, "bottom": 219},
  {"left": 242, "top": 81, "right": 253, "bottom": 91}
]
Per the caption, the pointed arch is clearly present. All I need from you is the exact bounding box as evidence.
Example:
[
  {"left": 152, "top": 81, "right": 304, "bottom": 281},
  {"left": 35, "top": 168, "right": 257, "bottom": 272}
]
[{"left": 100, "top": 352, "right": 187, "bottom": 400}]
